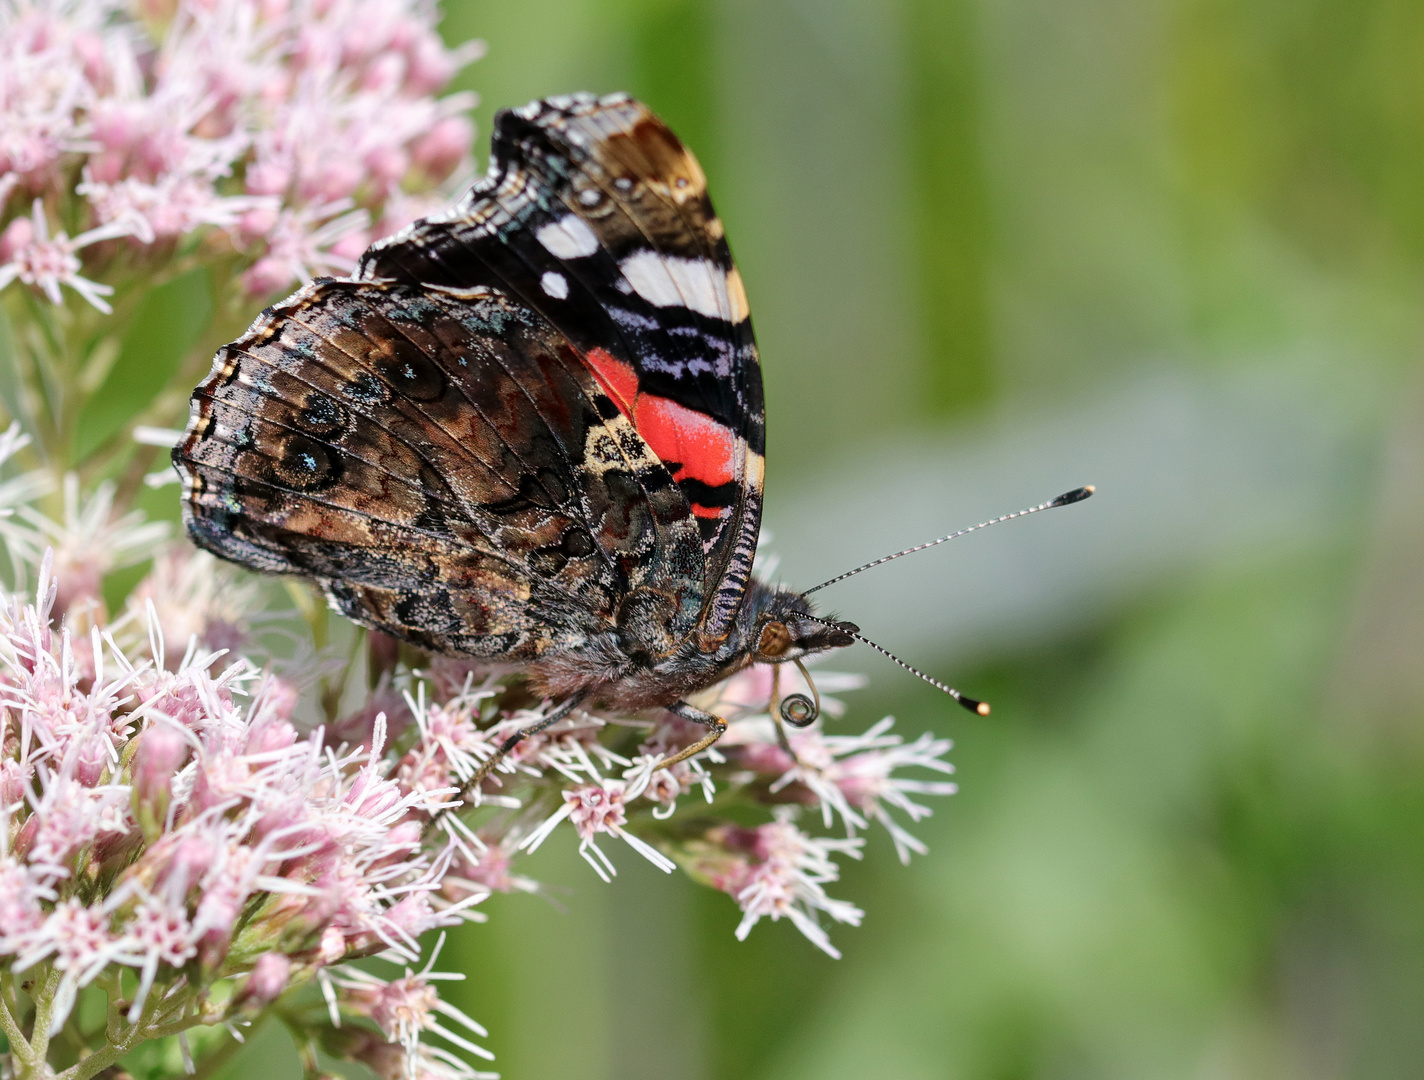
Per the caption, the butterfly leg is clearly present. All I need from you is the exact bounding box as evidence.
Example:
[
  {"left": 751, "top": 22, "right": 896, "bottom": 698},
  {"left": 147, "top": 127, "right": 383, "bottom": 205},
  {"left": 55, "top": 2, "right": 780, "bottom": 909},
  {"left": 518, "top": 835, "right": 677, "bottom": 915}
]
[
  {"left": 656, "top": 701, "right": 728, "bottom": 771},
  {"left": 460, "top": 692, "right": 589, "bottom": 797}
]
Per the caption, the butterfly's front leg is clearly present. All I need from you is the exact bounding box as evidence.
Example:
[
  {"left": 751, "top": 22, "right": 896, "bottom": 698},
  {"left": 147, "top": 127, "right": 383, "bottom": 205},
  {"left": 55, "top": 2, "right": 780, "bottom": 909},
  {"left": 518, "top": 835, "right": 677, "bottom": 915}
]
[
  {"left": 657, "top": 701, "right": 728, "bottom": 771},
  {"left": 459, "top": 692, "right": 590, "bottom": 798}
]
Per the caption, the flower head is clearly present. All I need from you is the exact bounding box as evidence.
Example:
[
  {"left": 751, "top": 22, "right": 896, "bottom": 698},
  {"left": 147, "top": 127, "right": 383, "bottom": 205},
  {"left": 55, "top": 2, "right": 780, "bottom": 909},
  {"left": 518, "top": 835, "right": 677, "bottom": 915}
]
[
  {"left": 1, "top": 0, "right": 481, "bottom": 310},
  {"left": 327, "top": 937, "right": 494, "bottom": 1080},
  {"left": 0, "top": 200, "right": 132, "bottom": 311},
  {"left": 722, "top": 819, "right": 865, "bottom": 960}
]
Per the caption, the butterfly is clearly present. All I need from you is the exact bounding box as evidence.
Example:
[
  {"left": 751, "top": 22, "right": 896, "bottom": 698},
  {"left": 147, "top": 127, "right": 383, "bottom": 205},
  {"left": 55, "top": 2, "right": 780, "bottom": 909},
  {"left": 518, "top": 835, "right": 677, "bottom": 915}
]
[{"left": 175, "top": 92, "right": 1087, "bottom": 782}]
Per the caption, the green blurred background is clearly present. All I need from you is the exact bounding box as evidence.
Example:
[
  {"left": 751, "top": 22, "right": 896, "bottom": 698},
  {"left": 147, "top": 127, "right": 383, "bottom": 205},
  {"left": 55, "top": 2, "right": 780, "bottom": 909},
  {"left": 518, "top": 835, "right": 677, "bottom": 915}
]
[{"left": 226, "top": 1, "right": 1424, "bottom": 1077}]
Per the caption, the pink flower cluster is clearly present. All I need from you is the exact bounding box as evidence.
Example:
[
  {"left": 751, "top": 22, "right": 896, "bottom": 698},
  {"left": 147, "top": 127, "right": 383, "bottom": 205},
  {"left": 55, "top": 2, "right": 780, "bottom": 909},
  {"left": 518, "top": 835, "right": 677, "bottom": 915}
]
[
  {"left": 0, "top": 0, "right": 480, "bottom": 309},
  {"left": 434, "top": 657, "right": 959, "bottom": 958},
  {"left": 0, "top": 424, "right": 961, "bottom": 1074},
  {"left": 705, "top": 819, "right": 866, "bottom": 960},
  {"left": 0, "top": 554, "right": 493, "bottom": 1077}
]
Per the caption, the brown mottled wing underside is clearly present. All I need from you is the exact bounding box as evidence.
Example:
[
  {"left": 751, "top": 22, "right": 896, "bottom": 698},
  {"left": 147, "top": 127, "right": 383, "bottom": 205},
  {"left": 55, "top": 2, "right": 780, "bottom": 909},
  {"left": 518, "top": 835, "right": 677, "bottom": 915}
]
[
  {"left": 360, "top": 93, "right": 765, "bottom": 649},
  {"left": 174, "top": 277, "right": 705, "bottom": 659}
]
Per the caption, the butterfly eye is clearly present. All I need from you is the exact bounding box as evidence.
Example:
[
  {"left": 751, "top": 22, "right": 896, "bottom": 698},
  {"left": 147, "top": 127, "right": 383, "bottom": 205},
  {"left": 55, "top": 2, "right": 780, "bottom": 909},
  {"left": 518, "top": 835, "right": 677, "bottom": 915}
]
[{"left": 757, "top": 620, "right": 792, "bottom": 659}]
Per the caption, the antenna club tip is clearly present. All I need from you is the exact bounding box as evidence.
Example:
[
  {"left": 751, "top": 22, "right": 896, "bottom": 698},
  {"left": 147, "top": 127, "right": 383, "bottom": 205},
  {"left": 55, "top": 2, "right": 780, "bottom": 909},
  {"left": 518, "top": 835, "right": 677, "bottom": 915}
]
[
  {"left": 977, "top": 702, "right": 991, "bottom": 716},
  {"left": 1052, "top": 485, "right": 1095, "bottom": 507},
  {"left": 954, "top": 694, "right": 988, "bottom": 715}
]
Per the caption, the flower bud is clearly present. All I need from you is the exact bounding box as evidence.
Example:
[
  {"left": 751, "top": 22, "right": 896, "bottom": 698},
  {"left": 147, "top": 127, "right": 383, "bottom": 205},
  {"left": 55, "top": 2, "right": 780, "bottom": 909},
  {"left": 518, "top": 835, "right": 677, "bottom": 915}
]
[
  {"left": 134, "top": 724, "right": 188, "bottom": 806},
  {"left": 410, "top": 116, "right": 471, "bottom": 183},
  {"left": 242, "top": 255, "right": 295, "bottom": 298},
  {"left": 165, "top": 835, "right": 216, "bottom": 891},
  {"left": 246, "top": 718, "right": 297, "bottom": 755},
  {"left": 255, "top": 677, "right": 300, "bottom": 723},
  {"left": 0, "top": 759, "right": 26, "bottom": 805},
  {"left": 319, "top": 924, "right": 347, "bottom": 964},
  {"left": 75, "top": 735, "right": 109, "bottom": 786},
  {"left": 360, "top": 52, "right": 406, "bottom": 94},
  {"left": 90, "top": 108, "right": 138, "bottom": 153},
  {"left": 363, "top": 145, "right": 409, "bottom": 192},
  {"left": 328, "top": 229, "right": 371, "bottom": 262},
  {"left": 11, "top": 815, "right": 37, "bottom": 861},
  {"left": 0, "top": 217, "right": 34, "bottom": 262},
  {"left": 237, "top": 203, "right": 280, "bottom": 243},
  {"left": 300, "top": 159, "right": 364, "bottom": 203},
  {"left": 382, "top": 892, "right": 434, "bottom": 939},
  {"left": 241, "top": 952, "right": 291, "bottom": 1005},
  {"left": 189, "top": 755, "right": 250, "bottom": 815},
  {"left": 86, "top": 152, "right": 125, "bottom": 184},
  {"left": 244, "top": 159, "right": 291, "bottom": 198},
  {"left": 72, "top": 32, "right": 111, "bottom": 89},
  {"left": 403, "top": 33, "right": 456, "bottom": 96}
]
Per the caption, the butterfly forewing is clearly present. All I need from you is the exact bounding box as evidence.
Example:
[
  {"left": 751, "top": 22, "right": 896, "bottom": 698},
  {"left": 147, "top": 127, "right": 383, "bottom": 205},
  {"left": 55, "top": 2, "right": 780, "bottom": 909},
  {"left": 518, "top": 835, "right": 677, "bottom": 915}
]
[{"left": 360, "top": 93, "right": 766, "bottom": 648}]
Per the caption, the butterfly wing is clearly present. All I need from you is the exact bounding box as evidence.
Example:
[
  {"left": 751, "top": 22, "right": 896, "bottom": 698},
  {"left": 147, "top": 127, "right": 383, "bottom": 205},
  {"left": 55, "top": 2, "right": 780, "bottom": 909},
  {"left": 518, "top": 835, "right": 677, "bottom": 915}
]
[
  {"left": 175, "top": 276, "right": 705, "bottom": 659},
  {"left": 359, "top": 93, "right": 765, "bottom": 651}
]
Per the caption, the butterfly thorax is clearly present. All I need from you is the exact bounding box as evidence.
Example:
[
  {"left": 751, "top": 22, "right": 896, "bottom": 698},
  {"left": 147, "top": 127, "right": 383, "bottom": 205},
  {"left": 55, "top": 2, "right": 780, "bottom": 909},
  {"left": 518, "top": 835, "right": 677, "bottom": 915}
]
[{"left": 526, "top": 578, "right": 856, "bottom": 711}]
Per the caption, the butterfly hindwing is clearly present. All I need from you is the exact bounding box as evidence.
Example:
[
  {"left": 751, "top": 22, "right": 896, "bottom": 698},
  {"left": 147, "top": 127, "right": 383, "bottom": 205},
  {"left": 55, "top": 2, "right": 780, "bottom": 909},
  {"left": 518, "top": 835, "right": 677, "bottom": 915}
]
[
  {"left": 360, "top": 93, "right": 765, "bottom": 649},
  {"left": 176, "top": 275, "right": 706, "bottom": 658}
]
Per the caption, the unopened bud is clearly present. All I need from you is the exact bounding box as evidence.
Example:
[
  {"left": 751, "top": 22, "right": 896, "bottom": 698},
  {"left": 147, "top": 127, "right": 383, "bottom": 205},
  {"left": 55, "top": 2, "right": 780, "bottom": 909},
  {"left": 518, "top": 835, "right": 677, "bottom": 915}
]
[
  {"left": 0, "top": 759, "right": 24, "bottom": 805},
  {"left": 242, "top": 255, "right": 296, "bottom": 298},
  {"left": 246, "top": 718, "right": 297, "bottom": 755},
  {"left": 135, "top": 724, "right": 187, "bottom": 805},
  {"left": 242, "top": 952, "right": 291, "bottom": 1005},
  {"left": 75, "top": 736, "right": 109, "bottom": 786},
  {"left": 410, "top": 116, "right": 472, "bottom": 183},
  {"left": 0, "top": 216, "right": 33, "bottom": 262},
  {"left": 319, "top": 925, "right": 347, "bottom": 964}
]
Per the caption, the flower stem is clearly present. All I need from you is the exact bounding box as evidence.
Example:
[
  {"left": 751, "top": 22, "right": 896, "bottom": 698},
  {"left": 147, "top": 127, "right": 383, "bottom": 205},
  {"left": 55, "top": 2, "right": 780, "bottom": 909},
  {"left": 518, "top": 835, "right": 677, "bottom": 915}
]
[
  {"left": 20, "top": 967, "right": 64, "bottom": 1078},
  {"left": 0, "top": 974, "right": 33, "bottom": 1063}
]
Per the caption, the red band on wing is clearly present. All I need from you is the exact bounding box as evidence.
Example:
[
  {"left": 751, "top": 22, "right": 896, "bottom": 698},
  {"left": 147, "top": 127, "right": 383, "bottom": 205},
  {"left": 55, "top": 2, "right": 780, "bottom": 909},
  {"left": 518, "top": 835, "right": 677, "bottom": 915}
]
[
  {"left": 634, "top": 394, "right": 736, "bottom": 488},
  {"left": 585, "top": 347, "right": 638, "bottom": 419},
  {"left": 582, "top": 347, "right": 738, "bottom": 491}
]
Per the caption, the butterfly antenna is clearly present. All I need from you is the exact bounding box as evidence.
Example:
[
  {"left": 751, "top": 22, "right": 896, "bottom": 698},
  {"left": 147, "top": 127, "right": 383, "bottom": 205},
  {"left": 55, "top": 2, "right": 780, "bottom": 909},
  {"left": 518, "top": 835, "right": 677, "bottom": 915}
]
[
  {"left": 797, "top": 613, "right": 990, "bottom": 716},
  {"left": 802, "top": 485, "right": 1094, "bottom": 596}
]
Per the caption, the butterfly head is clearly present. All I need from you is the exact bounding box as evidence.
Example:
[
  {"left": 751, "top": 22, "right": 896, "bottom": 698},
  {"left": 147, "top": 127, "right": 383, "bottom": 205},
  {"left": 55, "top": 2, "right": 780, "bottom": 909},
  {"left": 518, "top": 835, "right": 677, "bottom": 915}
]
[{"left": 745, "top": 589, "right": 857, "bottom": 666}]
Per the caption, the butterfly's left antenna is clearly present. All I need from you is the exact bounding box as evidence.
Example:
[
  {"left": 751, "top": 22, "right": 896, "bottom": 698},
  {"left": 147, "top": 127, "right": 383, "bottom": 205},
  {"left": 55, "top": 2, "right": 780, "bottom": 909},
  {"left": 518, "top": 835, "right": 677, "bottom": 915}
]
[
  {"left": 802, "top": 485, "right": 1094, "bottom": 596},
  {"left": 795, "top": 613, "right": 990, "bottom": 716}
]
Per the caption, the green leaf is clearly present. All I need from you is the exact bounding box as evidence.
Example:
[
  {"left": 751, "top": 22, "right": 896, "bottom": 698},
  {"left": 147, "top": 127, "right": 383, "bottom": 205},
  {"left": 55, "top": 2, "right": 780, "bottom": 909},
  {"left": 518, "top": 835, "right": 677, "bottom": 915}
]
[{"left": 72, "top": 267, "right": 212, "bottom": 463}]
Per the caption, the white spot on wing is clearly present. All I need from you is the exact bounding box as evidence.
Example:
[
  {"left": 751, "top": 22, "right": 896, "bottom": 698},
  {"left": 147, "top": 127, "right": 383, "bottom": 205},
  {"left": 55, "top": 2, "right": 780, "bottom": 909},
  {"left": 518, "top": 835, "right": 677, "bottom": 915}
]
[
  {"left": 540, "top": 271, "right": 570, "bottom": 299},
  {"left": 536, "top": 216, "right": 599, "bottom": 259},
  {"left": 619, "top": 251, "right": 733, "bottom": 321}
]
